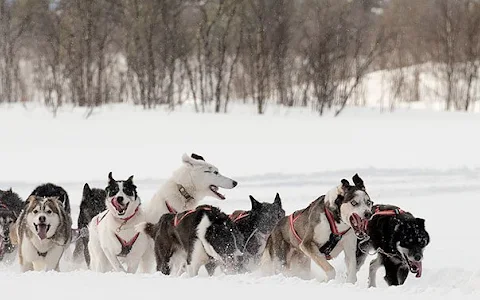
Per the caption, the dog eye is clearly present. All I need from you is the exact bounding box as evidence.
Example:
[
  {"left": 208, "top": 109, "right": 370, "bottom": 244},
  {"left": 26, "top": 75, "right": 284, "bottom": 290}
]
[
  {"left": 366, "top": 200, "right": 372, "bottom": 206},
  {"left": 33, "top": 210, "right": 39, "bottom": 214},
  {"left": 46, "top": 210, "right": 52, "bottom": 214},
  {"left": 350, "top": 200, "right": 359, "bottom": 206},
  {"left": 213, "top": 171, "right": 219, "bottom": 175}
]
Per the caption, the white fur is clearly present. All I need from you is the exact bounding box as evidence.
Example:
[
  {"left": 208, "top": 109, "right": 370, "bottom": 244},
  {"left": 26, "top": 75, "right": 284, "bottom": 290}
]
[
  {"left": 141, "top": 154, "right": 236, "bottom": 273},
  {"left": 88, "top": 195, "right": 149, "bottom": 274}
]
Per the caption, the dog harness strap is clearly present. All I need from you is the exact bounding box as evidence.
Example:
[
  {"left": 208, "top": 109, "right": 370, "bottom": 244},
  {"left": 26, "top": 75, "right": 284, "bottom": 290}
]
[
  {"left": 165, "top": 201, "right": 177, "bottom": 214},
  {"left": 115, "top": 232, "right": 140, "bottom": 257},
  {"left": 289, "top": 212, "right": 303, "bottom": 243},
  {"left": 372, "top": 207, "right": 405, "bottom": 218},
  {"left": 173, "top": 209, "right": 195, "bottom": 227},
  {"left": 324, "top": 207, "right": 350, "bottom": 236},
  {"left": 230, "top": 211, "right": 249, "bottom": 223},
  {"left": 121, "top": 206, "right": 139, "bottom": 222},
  {"left": 96, "top": 211, "right": 109, "bottom": 225},
  {"left": 0, "top": 202, "right": 7, "bottom": 209}
]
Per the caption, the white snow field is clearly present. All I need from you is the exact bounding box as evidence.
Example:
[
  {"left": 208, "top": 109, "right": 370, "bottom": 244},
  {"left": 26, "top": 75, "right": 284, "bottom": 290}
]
[{"left": 0, "top": 103, "right": 479, "bottom": 299}]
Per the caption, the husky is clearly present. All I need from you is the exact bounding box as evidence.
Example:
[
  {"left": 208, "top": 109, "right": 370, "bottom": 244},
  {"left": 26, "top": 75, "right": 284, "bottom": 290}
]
[
  {"left": 206, "top": 193, "right": 285, "bottom": 274},
  {"left": 14, "top": 195, "right": 72, "bottom": 272},
  {"left": 72, "top": 184, "right": 106, "bottom": 266},
  {"left": 87, "top": 172, "right": 149, "bottom": 273},
  {"left": 0, "top": 188, "right": 24, "bottom": 261},
  {"left": 136, "top": 205, "right": 244, "bottom": 277},
  {"left": 356, "top": 204, "right": 430, "bottom": 287},
  {"left": 261, "top": 174, "right": 373, "bottom": 283},
  {"left": 146, "top": 153, "right": 238, "bottom": 224},
  {"left": 29, "top": 183, "right": 71, "bottom": 215}
]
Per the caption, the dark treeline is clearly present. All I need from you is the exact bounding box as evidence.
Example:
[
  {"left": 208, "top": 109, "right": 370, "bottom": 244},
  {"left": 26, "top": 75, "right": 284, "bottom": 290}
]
[{"left": 1, "top": 0, "right": 479, "bottom": 115}]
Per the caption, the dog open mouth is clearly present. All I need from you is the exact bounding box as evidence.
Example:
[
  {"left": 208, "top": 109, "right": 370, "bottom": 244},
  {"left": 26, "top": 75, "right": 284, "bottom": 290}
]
[
  {"left": 349, "top": 213, "right": 368, "bottom": 238},
  {"left": 111, "top": 198, "right": 129, "bottom": 216},
  {"left": 209, "top": 185, "right": 226, "bottom": 200},
  {"left": 404, "top": 254, "right": 423, "bottom": 278},
  {"left": 34, "top": 223, "right": 51, "bottom": 240}
]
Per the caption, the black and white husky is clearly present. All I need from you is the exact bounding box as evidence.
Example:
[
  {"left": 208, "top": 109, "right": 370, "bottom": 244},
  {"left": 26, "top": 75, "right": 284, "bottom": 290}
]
[
  {"left": 136, "top": 205, "right": 244, "bottom": 277},
  {"left": 72, "top": 183, "right": 106, "bottom": 266},
  {"left": 87, "top": 173, "right": 149, "bottom": 273},
  {"left": 356, "top": 204, "right": 430, "bottom": 287}
]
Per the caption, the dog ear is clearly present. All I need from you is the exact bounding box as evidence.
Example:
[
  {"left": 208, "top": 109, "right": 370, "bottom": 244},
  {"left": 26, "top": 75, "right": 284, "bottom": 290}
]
[
  {"left": 352, "top": 173, "right": 365, "bottom": 190},
  {"left": 108, "top": 172, "right": 115, "bottom": 183},
  {"left": 127, "top": 175, "right": 134, "bottom": 182},
  {"left": 416, "top": 218, "right": 425, "bottom": 228},
  {"left": 83, "top": 183, "right": 91, "bottom": 195},
  {"left": 191, "top": 153, "right": 205, "bottom": 161},
  {"left": 249, "top": 195, "right": 262, "bottom": 210},
  {"left": 274, "top": 193, "right": 282, "bottom": 207},
  {"left": 338, "top": 179, "right": 350, "bottom": 195},
  {"left": 182, "top": 153, "right": 194, "bottom": 167}
]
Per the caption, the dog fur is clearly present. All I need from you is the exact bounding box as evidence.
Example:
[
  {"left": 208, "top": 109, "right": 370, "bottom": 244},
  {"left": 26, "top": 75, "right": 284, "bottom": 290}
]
[
  {"left": 14, "top": 195, "right": 72, "bottom": 272},
  {"left": 261, "top": 174, "right": 373, "bottom": 283},
  {"left": 87, "top": 173, "right": 149, "bottom": 273},
  {"left": 206, "top": 193, "right": 285, "bottom": 274},
  {"left": 146, "top": 153, "right": 238, "bottom": 224},
  {"left": 0, "top": 188, "right": 24, "bottom": 261},
  {"left": 72, "top": 183, "right": 106, "bottom": 266},
  {"left": 137, "top": 205, "right": 244, "bottom": 277},
  {"left": 356, "top": 204, "right": 430, "bottom": 287},
  {"left": 29, "top": 183, "right": 71, "bottom": 215}
]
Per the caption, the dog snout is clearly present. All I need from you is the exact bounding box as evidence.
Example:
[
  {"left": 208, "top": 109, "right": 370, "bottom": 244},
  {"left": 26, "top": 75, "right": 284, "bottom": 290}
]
[
  {"left": 117, "top": 196, "right": 124, "bottom": 204},
  {"left": 39, "top": 216, "right": 46, "bottom": 223},
  {"left": 364, "top": 210, "right": 372, "bottom": 219},
  {"left": 413, "top": 253, "right": 423, "bottom": 262},
  {"left": 232, "top": 180, "right": 238, "bottom": 188}
]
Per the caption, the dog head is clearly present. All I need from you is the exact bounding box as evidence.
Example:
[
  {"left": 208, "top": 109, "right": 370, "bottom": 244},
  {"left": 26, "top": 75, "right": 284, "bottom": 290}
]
[
  {"left": 0, "top": 209, "right": 16, "bottom": 258},
  {"left": 105, "top": 172, "right": 140, "bottom": 219},
  {"left": 205, "top": 208, "right": 244, "bottom": 271},
  {"left": 333, "top": 174, "right": 373, "bottom": 238},
  {"left": 248, "top": 193, "right": 285, "bottom": 234},
  {"left": 82, "top": 183, "right": 107, "bottom": 219},
  {"left": 179, "top": 153, "right": 238, "bottom": 200},
  {"left": 25, "top": 196, "right": 63, "bottom": 241},
  {"left": 395, "top": 217, "right": 430, "bottom": 278}
]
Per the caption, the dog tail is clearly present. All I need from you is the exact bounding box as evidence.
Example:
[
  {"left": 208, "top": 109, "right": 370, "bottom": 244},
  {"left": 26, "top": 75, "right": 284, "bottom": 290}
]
[{"left": 135, "top": 222, "right": 156, "bottom": 239}]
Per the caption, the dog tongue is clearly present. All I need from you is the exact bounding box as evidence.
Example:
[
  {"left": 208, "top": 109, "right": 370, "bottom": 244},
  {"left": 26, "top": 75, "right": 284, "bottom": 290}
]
[
  {"left": 38, "top": 224, "right": 48, "bottom": 240},
  {"left": 112, "top": 198, "right": 122, "bottom": 211},
  {"left": 413, "top": 261, "right": 423, "bottom": 278}
]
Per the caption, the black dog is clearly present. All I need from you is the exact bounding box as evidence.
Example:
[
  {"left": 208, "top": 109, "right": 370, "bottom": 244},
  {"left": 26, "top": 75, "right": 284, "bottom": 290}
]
[
  {"left": 207, "top": 193, "right": 285, "bottom": 274},
  {"left": 72, "top": 183, "right": 106, "bottom": 266},
  {"left": 29, "top": 183, "right": 71, "bottom": 215},
  {"left": 140, "top": 205, "right": 244, "bottom": 276},
  {"left": 0, "top": 188, "right": 24, "bottom": 260},
  {"left": 356, "top": 204, "right": 430, "bottom": 287}
]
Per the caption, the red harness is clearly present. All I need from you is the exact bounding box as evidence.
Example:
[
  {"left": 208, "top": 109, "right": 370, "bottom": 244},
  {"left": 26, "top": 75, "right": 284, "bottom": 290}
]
[
  {"left": 289, "top": 207, "right": 350, "bottom": 260},
  {"left": 229, "top": 211, "right": 250, "bottom": 223},
  {"left": 165, "top": 201, "right": 177, "bottom": 214},
  {"left": 173, "top": 206, "right": 212, "bottom": 227},
  {"left": 371, "top": 206, "right": 405, "bottom": 218}
]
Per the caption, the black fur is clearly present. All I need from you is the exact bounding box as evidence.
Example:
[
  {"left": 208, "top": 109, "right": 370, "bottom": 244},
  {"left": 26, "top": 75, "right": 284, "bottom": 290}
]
[
  {"left": 72, "top": 183, "right": 106, "bottom": 266},
  {"left": 191, "top": 153, "right": 205, "bottom": 161},
  {"left": 29, "top": 183, "right": 71, "bottom": 215},
  {"left": 356, "top": 204, "right": 430, "bottom": 286},
  {"left": 145, "top": 205, "right": 244, "bottom": 275},
  {"left": 0, "top": 188, "right": 24, "bottom": 260},
  {"left": 106, "top": 172, "right": 137, "bottom": 200}
]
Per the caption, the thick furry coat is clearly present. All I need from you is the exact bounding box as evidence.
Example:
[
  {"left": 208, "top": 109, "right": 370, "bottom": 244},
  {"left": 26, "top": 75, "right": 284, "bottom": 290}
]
[{"left": 0, "top": 188, "right": 24, "bottom": 260}]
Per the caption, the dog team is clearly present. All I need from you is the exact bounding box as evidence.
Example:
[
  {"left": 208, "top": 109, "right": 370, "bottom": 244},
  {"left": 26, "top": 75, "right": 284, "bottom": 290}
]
[{"left": 0, "top": 153, "right": 430, "bottom": 287}]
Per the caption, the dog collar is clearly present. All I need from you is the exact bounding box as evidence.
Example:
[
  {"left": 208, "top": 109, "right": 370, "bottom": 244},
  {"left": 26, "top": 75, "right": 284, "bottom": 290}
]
[
  {"left": 177, "top": 184, "right": 194, "bottom": 202},
  {"left": 121, "top": 206, "right": 139, "bottom": 222}
]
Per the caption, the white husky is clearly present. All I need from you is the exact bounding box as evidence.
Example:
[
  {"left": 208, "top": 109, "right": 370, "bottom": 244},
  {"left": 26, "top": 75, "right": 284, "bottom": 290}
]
[
  {"left": 145, "top": 153, "right": 238, "bottom": 223},
  {"left": 140, "top": 153, "right": 237, "bottom": 273},
  {"left": 88, "top": 173, "right": 149, "bottom": 273}
]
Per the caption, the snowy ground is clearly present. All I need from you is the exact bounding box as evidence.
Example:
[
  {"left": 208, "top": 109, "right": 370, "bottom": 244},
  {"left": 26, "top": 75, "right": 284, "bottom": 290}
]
[{"left": 0, "top": 103, "right": 479, "bottom": 299}]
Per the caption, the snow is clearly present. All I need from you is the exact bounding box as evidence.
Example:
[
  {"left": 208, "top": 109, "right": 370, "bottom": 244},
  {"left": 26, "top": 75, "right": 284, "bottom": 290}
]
[{"left": 1, "top": 103, "right": 479, "bottom": 298}]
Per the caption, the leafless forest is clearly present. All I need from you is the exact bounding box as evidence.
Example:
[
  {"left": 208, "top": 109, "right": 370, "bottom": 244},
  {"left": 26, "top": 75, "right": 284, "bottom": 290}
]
[{"left": 1, "top": 0, "right": 480, "bottom": 115}]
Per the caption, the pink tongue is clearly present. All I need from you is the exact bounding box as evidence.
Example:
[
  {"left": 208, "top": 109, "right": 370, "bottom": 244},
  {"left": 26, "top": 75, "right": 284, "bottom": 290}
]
[
  {"left": 414, "top": 261, "right": 423, "bottom": 278},
  {"left": 112, "top": 198, "right": 122, "bottom": 211},
  {"left": 38, "top": 225, "right": 47, "bottom": 240}
]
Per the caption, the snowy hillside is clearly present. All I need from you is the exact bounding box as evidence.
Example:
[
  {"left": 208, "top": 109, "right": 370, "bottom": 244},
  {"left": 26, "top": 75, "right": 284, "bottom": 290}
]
[{"left": 0, "top": 104, "right": 479, "bottom": 299}]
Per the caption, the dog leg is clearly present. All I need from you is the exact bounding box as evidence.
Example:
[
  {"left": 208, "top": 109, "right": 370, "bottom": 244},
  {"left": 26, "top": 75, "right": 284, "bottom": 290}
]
[
  {"left": 186, "top": 240, "right": 208, "bottom": 277},
  {"left": 368, "top": 256, "right": 382, "bottom": 287},
  {"left": 104, "top": 250, "right": 126, "bottom": 272},
  {"left": 299, "top": 239, "right": 335, "bottom": 281},
  {"left": 21, "top": 261, "right": 33, "bottom": 272},
  {"left": 342, "top": 234, "right": 358, "bottom": 284},
  {"left": 126, "top": 258, "right": 141, "bottom": 274}
]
